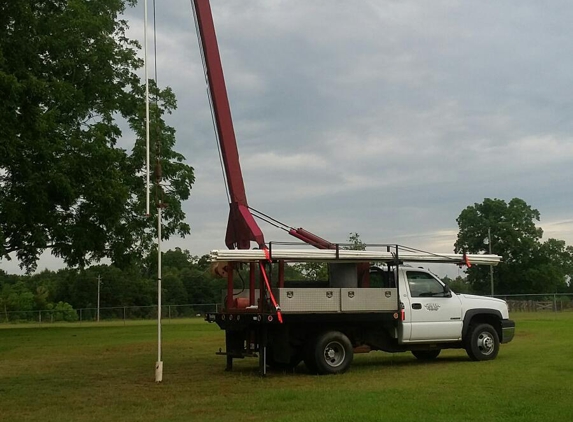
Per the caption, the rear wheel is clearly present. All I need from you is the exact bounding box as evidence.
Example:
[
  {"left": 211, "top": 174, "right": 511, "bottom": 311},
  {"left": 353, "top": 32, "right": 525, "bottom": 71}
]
[
  {"left": 412, "top": 349, "right": 441, "bottom": 360},
  {"left": 312, "top": 331, "right": 354, "bottom": 375},
  {"left": 465, "top": 323, "right": 499, "bottom": 361}
]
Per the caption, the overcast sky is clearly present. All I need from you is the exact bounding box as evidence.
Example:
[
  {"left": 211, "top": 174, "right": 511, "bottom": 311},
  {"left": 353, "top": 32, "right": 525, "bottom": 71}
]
[{"left": 3, "top": 0, "right": 573, "bottom": 276}]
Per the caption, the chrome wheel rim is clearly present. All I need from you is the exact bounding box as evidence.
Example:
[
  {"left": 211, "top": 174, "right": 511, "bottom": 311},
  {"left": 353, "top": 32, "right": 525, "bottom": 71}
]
[
  {"left": 323, "top": 341, "right": 346, "bottom": 367},
  {"left": 477, "top": 331, "right": 495, "bottom": 355}
]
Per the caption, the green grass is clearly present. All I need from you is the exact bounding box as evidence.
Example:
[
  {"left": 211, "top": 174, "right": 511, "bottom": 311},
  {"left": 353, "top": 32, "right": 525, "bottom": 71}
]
[{"left": 1, "top": 313, "right": 572, "bottom": 422}]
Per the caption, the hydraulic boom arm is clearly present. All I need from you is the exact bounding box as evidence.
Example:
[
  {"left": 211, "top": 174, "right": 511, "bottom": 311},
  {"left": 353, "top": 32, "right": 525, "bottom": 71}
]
[
  {"left": 192, "top": 0, "right": 336, "bottom": 251},
  {"left": 192, "top": 0, "right": 264, "bottom": 249}
]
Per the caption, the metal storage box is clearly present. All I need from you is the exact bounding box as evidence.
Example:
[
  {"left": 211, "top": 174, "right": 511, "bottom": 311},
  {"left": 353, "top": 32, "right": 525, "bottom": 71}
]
[
  {"left": 340, "top": 288, "right": 397, "bottom": 312},
  {"left": 273, "top": 288, "right": 340, "bottom": 313}
]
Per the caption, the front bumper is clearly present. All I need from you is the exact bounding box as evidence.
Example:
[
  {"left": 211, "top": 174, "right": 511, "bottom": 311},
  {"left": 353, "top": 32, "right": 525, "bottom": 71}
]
[{"left": 501, "top": 319, "right": 515, "bottom": 344}]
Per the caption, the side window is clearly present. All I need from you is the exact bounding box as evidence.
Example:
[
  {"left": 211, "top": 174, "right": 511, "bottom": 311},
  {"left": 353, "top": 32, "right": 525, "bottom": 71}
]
[
  {"left": 368, "top": 268, "right": 395, "bottom": 288},
  {"left": 369, "top": 269, "right": 385, "bottom": 288},
  {"left": 407, "top": 271, "right": 448, "bottom": 298}
]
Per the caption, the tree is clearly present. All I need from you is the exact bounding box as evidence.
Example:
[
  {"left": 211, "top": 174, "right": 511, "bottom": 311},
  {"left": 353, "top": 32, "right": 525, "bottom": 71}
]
[
  {"left": 181, "top": 266, "right": 222, "bottom": 304},
  {"left": 0, "top": 281, "right": 34, "bottom": 320},
  {"left": 442, "top": 275, "right": 473, "bottom": 294},
  {"left": 293, "top": 233, "right": 366, "bottom": 280},
  {"left": 33, "top": 285, "right": 50, "bottom": 310},
  {"left": 345, "top": 232, "right": 366, "bottom": 251},
  {"left": 455, "top": 198, "right": 572, "bottom": 294},
  {"left": 162, "top": 269, "right": 188, "bottom": 305},
  {"left": 145, "top": 247, "right": 192, "bottom": 278},
  {"left": 49, "top": 301, "right": 78, "bottom": 322},
  {"left": 0, "top": 1, "right": 194, "bottom": 272},
  {"left": 292, "top": 261, "right": 329, "bottom": 281},
  {"left": 525, "top": 238, "right": 573, "bottom": 293}
]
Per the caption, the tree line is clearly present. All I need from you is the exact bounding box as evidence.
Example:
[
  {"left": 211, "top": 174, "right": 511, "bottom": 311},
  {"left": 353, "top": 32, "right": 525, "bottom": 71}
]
[
  {"left": 0, "top": 249, "right": 225, "bottom": 321},
  {"left": 3, "top": 202, "right": 573, "bottom": 322}
]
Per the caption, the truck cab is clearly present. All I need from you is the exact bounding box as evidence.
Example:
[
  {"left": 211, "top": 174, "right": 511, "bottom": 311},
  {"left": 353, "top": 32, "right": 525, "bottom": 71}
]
[{"left": 387, "top": 266, "right": 514, "bottom": 360}]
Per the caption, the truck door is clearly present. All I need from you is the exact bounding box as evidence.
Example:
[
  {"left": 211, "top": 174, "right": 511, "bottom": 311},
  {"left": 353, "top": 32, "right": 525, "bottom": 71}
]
[{"left": 402, "top": 270, "right": 462, "bottom": 342}]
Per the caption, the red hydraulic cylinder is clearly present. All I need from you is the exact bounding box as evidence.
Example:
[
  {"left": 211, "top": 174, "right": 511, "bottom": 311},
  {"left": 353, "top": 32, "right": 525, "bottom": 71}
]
[{"left": 288, "top": 228, "right": 336, "bottom": 250}]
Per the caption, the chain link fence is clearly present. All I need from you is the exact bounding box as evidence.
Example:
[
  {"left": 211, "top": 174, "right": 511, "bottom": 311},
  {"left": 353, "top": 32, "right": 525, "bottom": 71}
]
[
  {"left": 493, "top": 293, "right": 573, "bottom": 312},
  {"left": 2, "top": 293, "right": 573, "bottom": 324},
  {"left": 1, "top": 303, "right": 218, "bottom": 324}
]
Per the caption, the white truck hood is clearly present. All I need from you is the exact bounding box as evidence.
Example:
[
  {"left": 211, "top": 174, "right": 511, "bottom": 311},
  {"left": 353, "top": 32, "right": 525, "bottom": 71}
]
[{"left": 458, "top": 294, "right": 510, "bottom": 319}]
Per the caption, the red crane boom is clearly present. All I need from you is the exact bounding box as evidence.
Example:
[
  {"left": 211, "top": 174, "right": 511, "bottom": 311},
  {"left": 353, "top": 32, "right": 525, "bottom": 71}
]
[
  {"left": 192, "top": 0, "right": 334, "bottom": 251},
  {"left": 192, "top": 0, "right": 264, "bottom": 250}
]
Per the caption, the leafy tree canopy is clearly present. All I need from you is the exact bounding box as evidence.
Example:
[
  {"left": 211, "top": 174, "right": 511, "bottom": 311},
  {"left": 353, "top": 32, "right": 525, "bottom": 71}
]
[
  {"left": 293, "top": 233, "right": 366, "bottom": 280},
  {"left": 0, "top": 0, "right": 194, "bottom": 272},
  {"left": 344, "top": 232, "right": 366, "bottom": 251},
  {"left": 455, "top": 198, "right": 573, "bottom": 294},
  {"left": 442, "top": 275, "right": 473, "bottom": 294}
]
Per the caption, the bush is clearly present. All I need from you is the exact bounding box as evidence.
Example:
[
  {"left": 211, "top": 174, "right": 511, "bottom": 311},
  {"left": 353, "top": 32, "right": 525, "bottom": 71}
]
[{"left": 49, "top": 302, "right": 78, "bottom": 322}]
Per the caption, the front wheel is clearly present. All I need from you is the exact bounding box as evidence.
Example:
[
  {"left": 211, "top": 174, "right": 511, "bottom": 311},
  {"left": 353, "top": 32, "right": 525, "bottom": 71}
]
[
  {"left": 312, "top": 331, "right": 354, "bottom": 375},
  {"left": 412, "top": 349, "right": 441, "bottom": 360},
  {"left": 465, "top": 323, "right": 499, "bottom": 361}
]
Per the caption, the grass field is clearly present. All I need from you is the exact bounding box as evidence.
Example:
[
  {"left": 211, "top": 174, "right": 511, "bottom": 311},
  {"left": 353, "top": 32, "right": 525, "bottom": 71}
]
[{"left": 1, "top": 313, "right": 572, "bottom": 422}]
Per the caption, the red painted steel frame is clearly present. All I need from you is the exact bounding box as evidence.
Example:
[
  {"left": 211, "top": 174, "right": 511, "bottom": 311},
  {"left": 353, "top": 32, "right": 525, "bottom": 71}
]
[{"left": 193, "top": 0, "right": 264, "bottom": 249}]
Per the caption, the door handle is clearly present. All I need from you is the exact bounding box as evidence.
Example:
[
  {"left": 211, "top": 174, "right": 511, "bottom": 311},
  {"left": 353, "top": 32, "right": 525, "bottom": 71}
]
[{"left": 412, "top": 303, "right": 422, "bottom": 310}]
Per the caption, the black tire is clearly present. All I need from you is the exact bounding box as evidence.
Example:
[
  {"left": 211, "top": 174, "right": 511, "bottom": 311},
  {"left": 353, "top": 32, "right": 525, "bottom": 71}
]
[
  {"left": 412, "top": 349, "right": 441, "bottom": 360},
  {"left": 312, "top": 331, "right": 354, "bottom": 375},
  {"left": 465, "top": 323, "right": 500, "bottom": 361}
]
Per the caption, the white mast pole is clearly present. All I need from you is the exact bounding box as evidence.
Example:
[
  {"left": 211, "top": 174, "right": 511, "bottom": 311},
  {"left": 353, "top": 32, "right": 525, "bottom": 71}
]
[
  {"left": 155, "top": 205, "right": 163, "bottom": 382},
  {"left": 145, "top": 0, "right": 161, "bottom": 382},
  {"left": 144, "top": 0, "right": 150, "bottom": 216}
]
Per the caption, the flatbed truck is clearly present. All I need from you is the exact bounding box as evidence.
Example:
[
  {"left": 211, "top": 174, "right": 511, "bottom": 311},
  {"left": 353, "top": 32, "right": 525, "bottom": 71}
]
[{"left": 206, "top": 246, "right": 515, "bottom": 375}]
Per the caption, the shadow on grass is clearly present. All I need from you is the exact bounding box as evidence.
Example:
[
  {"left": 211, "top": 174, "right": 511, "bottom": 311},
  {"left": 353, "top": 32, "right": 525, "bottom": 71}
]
[
  {"left": 353, "top": 354, "right": 470, "bottom": 367},
  {"left": 218, "top": 353, "right": 472, "bottom": 378}
]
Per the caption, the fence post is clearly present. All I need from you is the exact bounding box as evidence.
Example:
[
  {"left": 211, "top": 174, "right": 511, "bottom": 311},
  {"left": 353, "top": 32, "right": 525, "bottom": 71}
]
[
  {"left": 168, "top": 305, "right": 171, "bottom": 322},
  {"left": 123, "top": 306, "right": 126, "bottom": 326},
  {"left": 553, "top": 294, "right": 557, "bottom": 313},
  {"left": 39, "top": 310, "right": 42, "bottom": 326}
]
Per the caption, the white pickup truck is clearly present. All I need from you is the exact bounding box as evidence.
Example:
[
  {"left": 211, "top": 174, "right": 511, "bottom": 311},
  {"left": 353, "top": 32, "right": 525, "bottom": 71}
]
[{"left": 206, "top": 247, "right": 515, "bottom": 375}]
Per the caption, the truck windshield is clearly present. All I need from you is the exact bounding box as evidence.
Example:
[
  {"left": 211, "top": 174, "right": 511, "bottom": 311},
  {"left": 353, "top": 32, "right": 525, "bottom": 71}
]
[{"left": 406, "top": 271, "right": 448, "bottom": 297}]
